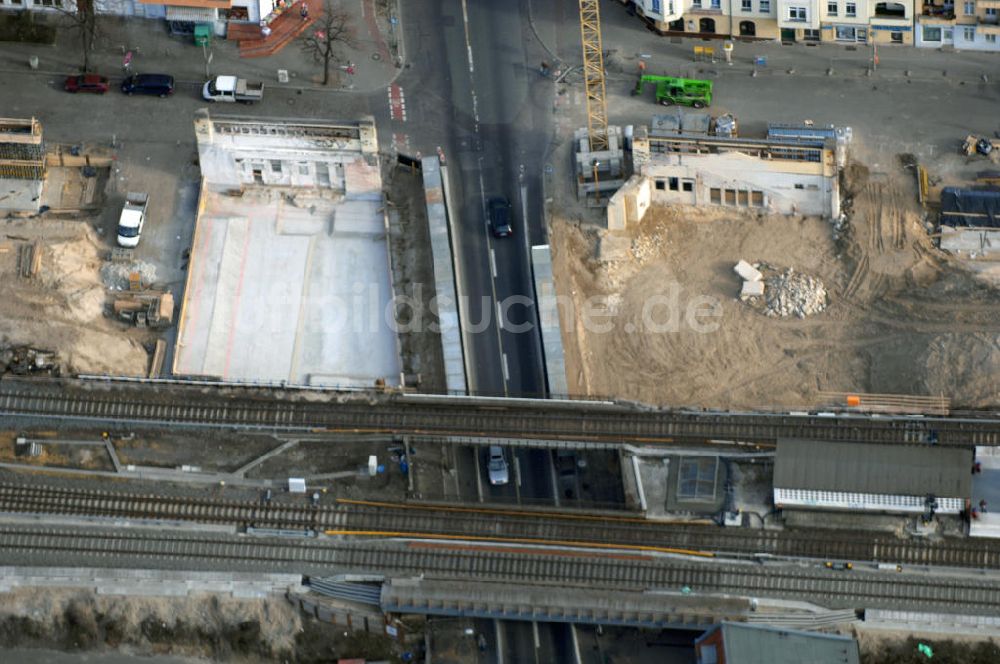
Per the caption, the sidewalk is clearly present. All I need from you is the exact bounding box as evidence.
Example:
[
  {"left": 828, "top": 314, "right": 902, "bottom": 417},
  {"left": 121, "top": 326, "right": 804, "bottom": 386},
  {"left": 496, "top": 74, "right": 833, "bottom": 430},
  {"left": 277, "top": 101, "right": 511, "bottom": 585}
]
[
  {"left": 629, "top": 37, "right": 1000, "bottom": 84},
  {"left": 594, "top": 4, "right": 1000, "bottom": 84},
  {"left": 0, "top": 0, "right": 403, "bottom": 93}
]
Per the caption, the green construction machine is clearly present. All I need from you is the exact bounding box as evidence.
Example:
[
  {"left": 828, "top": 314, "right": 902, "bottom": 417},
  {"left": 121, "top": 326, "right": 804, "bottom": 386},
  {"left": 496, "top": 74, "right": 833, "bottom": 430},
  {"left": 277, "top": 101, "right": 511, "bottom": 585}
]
[{"left": 632, "top": 75, "right": 713, "bottom": 108}]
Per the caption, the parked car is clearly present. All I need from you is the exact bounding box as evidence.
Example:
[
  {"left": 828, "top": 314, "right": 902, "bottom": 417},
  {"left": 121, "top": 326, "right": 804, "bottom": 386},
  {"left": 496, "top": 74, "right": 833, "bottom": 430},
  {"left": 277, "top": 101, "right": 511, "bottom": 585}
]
[
  {"left": 116, "top": 192, "right": 149, "bottom": 248},
  {"left": 488, "top": 197, "right": 513, "bottom": 238},
  {"left": 202, "top": 75, "right": 264, "bottom": 103},
  {"left": 64, "top": 74, "right": 109, "bottom": 94},
  {"left": 120, "top": 74, "right": 175, "bottom": 98},
  {"left": 487, "top": 445, "right": 509, "bottom": 486}
]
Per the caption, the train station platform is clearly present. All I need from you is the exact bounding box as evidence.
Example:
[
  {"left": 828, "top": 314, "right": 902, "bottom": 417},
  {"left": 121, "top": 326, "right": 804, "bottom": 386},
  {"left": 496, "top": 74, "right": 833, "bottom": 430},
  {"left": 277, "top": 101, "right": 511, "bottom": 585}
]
[
  {"left": 969, "top": 445, "right": 1000, "bottom": 538},
  {"left": 0, "top": 567, "right": 302, "bottom": 599},
  {"left": 380, "top": 578, "right": 749, "bottom": 629}
]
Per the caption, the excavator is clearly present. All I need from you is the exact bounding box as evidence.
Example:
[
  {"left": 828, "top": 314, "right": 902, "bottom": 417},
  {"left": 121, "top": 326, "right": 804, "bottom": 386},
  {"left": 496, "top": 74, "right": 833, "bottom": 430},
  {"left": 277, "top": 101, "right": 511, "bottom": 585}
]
[{"left": 632, "top": 74, "right": 713, "bottom": 109}]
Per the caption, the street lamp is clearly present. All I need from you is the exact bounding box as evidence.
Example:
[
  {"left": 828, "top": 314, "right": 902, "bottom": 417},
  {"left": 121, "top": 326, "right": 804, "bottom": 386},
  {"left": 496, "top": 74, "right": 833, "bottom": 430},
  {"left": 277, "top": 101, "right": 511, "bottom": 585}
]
[{"left": 593, "top": 160, "right": 601, "bottom": 205}]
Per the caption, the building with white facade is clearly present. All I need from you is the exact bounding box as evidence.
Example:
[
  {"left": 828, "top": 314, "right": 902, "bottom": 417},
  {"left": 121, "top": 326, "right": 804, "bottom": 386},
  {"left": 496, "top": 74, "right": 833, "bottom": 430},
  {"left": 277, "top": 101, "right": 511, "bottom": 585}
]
[
  {"left": 917, "top": 0, "right": 1000, "bottom": 51},
  {"left": 0, "top": 0, "right": 276, "bottom": 36},
  {"left": 627, "top": 0, "right": 781, "bottom": 39},
  {"left": 625, "top": 0, "right": 915, "bottom": 43},
  {"left": 629, "top": 121, "right": 842, "bottom": 219},
  {"left": 779, "top": 0, "right": 914, "bottom": 42},
  {"left": 774, "top": 439, "right": 972, "bottom": 515}
]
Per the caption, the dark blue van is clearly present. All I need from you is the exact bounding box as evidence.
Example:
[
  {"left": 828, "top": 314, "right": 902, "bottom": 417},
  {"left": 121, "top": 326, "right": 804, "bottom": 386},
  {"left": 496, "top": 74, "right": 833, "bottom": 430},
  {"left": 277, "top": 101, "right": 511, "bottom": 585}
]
[{"left": 121, "top": 74, "right": 175, "bottom": 98}]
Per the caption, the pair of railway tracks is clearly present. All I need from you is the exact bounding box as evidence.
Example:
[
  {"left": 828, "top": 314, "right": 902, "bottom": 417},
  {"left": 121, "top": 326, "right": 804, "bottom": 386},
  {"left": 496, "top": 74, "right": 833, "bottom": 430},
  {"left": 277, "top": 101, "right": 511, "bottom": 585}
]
[
  {"left": 2, "top": 525, "right": 999, "bottom": 614},
  {"left": 0, "top": 483, "right": 996, "bottom": 571},
  {"left": 2, "top": 378, "right": 1000, "bottom": 445}
]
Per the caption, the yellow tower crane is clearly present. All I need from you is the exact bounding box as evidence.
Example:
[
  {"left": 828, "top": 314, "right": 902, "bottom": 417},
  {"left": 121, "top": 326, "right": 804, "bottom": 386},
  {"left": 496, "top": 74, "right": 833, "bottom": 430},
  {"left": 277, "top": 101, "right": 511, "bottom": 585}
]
[{"left": 578, "top": 0, "right": 609, "bottom": 153}]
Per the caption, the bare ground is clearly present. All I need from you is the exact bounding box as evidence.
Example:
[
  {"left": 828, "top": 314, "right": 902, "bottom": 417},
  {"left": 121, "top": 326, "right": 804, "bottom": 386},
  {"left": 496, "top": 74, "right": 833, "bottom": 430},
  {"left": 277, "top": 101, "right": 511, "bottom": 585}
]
[
  {"left": 0, "top": 588, "right": 405, "bottom": 663},
  {"left": 552, "top": 159, "right": 1000, "bottom": 410},
  {"left": 0, "top": 218, "right": 151, "bottom": 377},
  {"left": 385, "top": 163, "right": 447, "bottom": 393}
]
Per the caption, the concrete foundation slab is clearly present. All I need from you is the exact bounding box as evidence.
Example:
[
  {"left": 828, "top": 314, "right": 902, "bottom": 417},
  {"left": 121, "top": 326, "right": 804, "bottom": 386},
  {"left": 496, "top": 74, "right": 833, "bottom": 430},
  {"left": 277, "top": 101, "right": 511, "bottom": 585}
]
[{"left": 174, "top": 189, "right": 400, "bottom": 387}]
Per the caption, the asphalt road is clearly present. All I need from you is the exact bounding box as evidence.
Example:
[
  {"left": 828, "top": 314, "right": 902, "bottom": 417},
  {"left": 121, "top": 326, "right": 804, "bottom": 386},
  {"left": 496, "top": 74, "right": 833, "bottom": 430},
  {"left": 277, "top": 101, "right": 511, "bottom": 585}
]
[
  {"left": 394, "top": 1, "right": 561, "bottom": 513},
  {"left": 398, "top": 0, "right": 550, "bottom": 398},
  {"left": 393, "top": 4, "right": 572, "bottom": 659}
]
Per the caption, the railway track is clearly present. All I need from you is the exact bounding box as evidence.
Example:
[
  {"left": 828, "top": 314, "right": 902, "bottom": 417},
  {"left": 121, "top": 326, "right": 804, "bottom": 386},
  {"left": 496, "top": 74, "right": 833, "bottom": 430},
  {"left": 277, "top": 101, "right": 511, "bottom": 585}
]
[
  {"left": 2, "top": 378, "right": 1000, "bottom": 446},
  {"left": 2, "top": 526, "right": 998, "bottom": 613},
  {"left": 1, "top": 483, "right": 996, "bottom": 572},
  {"left": 0, "top": 484, "right": 322, "bottom": 532},
  {"left": 332, "top": 500, "right": 1000, "bottom": 570}
]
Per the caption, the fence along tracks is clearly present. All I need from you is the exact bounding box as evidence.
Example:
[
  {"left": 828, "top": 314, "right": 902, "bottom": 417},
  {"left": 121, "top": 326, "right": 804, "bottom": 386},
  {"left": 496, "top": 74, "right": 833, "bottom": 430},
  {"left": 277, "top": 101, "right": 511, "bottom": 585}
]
[
  {"left": 2, "top": 379, "right": 1000, "bottom": 445},
  {"left": 1, "top": 484, "right": 997, "bottom": 571},
  {"left": 2, "top": 526, "right": 999, "bottom": 613}
]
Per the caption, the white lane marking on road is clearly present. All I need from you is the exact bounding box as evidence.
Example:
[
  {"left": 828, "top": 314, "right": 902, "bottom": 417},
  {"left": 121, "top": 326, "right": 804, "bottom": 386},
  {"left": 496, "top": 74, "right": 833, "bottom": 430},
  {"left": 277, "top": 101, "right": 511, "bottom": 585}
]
[
  {"left": 458, "top": 0, "right": 480, "bottom": 128},
  {"left": 474, "top": 447, "right": 484, "bottom": 503},
  {"left": 570, "top": 624, "right": 583, "bottom": 664},
  {"left": 490, "top": 247, "right": 497, "bottom": 278},
  {"left": 496, "top": 301, "right": 504, "bottom": 330},
  {"left": 502, "top": 353, "right": 510, "bottom": 382},
  {"left": 494, "top": 621, "right": 505, "bottom": 663},
  {"left": 548, "top": 449, "right": 561, "bottom": 508}
]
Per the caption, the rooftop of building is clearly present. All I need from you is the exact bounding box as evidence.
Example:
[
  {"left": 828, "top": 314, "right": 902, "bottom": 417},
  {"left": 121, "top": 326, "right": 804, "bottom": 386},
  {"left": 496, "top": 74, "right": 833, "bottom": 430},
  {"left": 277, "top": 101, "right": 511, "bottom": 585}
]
[
  {"left": 698, "top": 622, "right": 860, "bottom": 664},
  {"left": 774, "top": 439, "right": 972, "bottom": 498}
]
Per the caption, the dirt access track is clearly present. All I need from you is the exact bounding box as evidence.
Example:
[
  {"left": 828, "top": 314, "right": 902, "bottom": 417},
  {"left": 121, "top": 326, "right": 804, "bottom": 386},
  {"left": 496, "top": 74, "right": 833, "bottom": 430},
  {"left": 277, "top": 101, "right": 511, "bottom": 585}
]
[{"left": 552, "top": 159, "right": 1000, "bottom": 411}]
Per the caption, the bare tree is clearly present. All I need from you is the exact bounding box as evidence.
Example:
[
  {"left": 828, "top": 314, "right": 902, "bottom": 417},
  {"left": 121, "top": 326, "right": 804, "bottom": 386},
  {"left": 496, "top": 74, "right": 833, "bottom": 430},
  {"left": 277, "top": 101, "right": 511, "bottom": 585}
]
[
  {"left": 298, "top": 0, "right": 357, "bottom": 86},
  {"left": 57, "top": 0, "right": 99, "bottom": 72}
]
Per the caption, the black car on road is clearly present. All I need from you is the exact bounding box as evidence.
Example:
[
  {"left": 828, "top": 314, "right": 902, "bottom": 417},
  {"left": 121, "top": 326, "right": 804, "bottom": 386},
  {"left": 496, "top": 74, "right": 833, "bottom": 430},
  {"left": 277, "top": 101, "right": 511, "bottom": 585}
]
[
  {"left": 488, "top": 196, "right": 513, "bottom": 238},
  {"left": 121, "top": 74, "right": 175, "bottom": 98}
]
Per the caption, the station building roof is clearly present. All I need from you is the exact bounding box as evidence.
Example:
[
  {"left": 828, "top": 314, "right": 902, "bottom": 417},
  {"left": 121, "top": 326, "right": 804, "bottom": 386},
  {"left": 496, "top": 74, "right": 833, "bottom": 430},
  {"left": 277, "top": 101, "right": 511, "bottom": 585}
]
[
  {"left": 775, "top": 439, "right": 972, "bottom": 499},
  {"left": 696, "top": 622, "right": 860, "bottom": 664}
]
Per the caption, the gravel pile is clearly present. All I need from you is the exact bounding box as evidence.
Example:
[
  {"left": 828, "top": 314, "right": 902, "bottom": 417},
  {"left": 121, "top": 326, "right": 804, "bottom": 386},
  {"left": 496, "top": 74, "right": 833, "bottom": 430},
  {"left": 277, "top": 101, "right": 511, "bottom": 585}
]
[
  {"left": 100, "top": 261, "right": 158, "bottom": 290},
  {"left": 764, "top": 268, "right": 827, "bottom": 318}
]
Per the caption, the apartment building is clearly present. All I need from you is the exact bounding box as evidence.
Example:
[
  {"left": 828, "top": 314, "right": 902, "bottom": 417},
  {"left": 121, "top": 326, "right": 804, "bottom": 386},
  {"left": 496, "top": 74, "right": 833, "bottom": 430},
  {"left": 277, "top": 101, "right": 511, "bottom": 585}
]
[
  {"left": 779, "top": 0, "right": 914, "bottom": 43},
  {"left": 629, "top": 0, "right": 914, "bottom": 43},
  {"left": 630, "top": 0, "right": 781, "bottom": 38},
  {"left": 0, "top": 0, "right": 274, "bottom": 33},
  {"left": 916, "top": 0, "right": 1000, "bottom": 51}
]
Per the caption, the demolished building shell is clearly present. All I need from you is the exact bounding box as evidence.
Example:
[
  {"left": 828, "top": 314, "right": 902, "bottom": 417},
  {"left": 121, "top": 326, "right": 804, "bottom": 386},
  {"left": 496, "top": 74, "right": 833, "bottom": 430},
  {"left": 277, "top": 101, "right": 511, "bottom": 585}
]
[
  {"left": 629, "top": 126, "right": 842, "bottom": 219},
  {"left": 0, "top": 117, "right": 45, "bottom": 213},
  {"left": 173, "top": 112, "right": 401, "bottom": 388}
]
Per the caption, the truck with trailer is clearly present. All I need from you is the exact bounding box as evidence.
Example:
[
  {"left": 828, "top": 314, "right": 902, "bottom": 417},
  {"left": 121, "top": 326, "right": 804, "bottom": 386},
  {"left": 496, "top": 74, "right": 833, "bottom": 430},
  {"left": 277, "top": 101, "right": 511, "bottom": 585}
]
[
  {"left": 633, "top": 75, "right": 713, "bottom": 108},
  {"left": 116, "top": 192, "right": 149, "bottom": 248},
  {"left": 201, "top": 76, "right": 264, "bottom": 103}
]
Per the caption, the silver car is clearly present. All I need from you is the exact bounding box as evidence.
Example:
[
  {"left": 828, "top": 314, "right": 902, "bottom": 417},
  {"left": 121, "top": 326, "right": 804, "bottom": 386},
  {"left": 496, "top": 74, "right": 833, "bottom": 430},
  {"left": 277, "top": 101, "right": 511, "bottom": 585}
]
[{"left": 487, "top": 445, "right": 509, "bottom": 486}]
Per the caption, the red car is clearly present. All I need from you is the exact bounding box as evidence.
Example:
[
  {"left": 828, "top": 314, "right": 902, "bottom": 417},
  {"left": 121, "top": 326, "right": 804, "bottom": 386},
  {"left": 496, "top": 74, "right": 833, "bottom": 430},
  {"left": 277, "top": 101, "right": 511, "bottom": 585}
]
[{"left": 64, "top": 74, "right": 110, "bottom": 94}]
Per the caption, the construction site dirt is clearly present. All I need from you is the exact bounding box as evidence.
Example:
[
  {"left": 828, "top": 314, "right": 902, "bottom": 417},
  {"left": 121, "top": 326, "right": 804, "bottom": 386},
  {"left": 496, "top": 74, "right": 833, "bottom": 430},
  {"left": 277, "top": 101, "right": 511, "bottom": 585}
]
[
  {"left": 0, "top": 218, "right": 152, "bottom": 378},
  {"left": 552, "top": 159, "right": 1000, "bottom": 411}
]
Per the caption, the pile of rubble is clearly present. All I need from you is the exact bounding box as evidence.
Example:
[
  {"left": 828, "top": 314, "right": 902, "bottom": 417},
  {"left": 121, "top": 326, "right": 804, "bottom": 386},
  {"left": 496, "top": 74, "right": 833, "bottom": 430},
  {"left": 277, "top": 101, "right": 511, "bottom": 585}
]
[
  {"left": 764, "top": 268, "right": 827, "bottom": 318},
  {"left": 100, "top": 260, "right": 158, "bottom": 291},
  {"left": 735, "top": 260, "right": 827, "bottom": 318}
]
